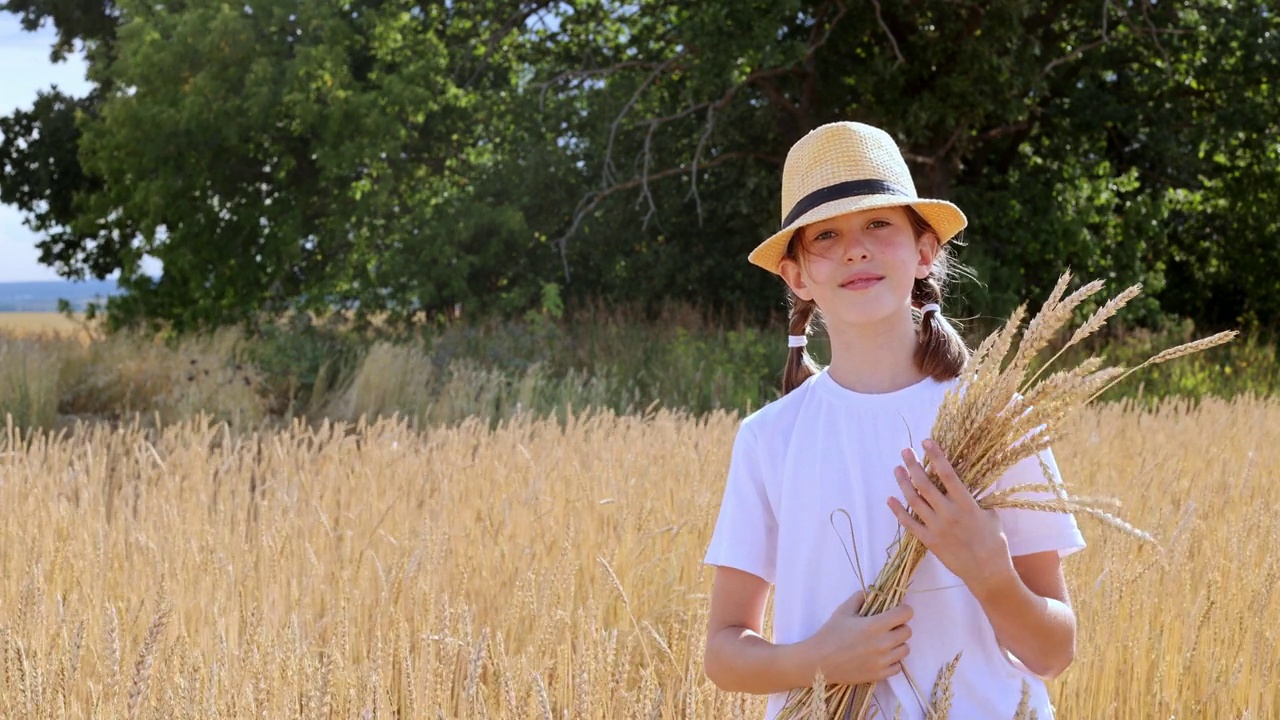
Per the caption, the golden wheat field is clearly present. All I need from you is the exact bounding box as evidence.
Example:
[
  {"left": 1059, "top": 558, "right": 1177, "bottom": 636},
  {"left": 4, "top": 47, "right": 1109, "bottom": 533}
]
[
  {"left": 0, "top": 314, "right": 88, "bottom": 337},
  {"left": 0, "top": 395, "right": 1276, "bottom": 719}
]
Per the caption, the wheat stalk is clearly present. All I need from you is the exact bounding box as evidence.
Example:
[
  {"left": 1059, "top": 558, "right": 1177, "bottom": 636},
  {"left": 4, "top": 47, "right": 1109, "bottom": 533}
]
[
  {"left": 1013, "top": 680, "right": 1032, "bottom": 720},
  {"left": 779, "top": 272, "right": 1235, "bottom": 719},
  {"left": 1088, "top": 331, "right": 1239, "bottom": 403},
  {"left": 1021, "top": 284, "right": 1142, "bottom": 395},
  {"left": 923, "top": 652, "right": 962, "bottom": 720},
  {"left": 127, "top": 602, "right": 170, "bottom": 720}
]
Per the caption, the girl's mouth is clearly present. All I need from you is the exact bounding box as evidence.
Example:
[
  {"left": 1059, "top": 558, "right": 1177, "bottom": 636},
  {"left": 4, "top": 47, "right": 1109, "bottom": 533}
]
[{"left": 840, "top": 276, "right": 883, "bottom": 290}]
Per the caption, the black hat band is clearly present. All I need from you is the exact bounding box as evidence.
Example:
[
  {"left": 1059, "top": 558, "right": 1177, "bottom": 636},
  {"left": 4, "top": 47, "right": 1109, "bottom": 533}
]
[{"left": 781, "top": 179, "right": 913, "bottom": 230}]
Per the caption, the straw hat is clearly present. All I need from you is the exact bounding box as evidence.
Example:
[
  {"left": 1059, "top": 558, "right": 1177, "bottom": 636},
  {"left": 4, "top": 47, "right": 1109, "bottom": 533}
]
[{"left": 748, "top": 121, "right": 967, "bottom": 274}]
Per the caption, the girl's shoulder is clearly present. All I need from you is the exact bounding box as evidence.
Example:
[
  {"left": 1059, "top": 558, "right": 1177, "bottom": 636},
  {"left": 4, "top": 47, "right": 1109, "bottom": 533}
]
[
  {"left": 740, "top": 371, "right": 823, "bottom": 436},
  {"left": 740, "top": 372, "right": 965, "bottom": 451}
]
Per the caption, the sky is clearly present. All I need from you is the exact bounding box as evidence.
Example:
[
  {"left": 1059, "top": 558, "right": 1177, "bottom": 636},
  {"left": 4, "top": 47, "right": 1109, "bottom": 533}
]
[
  {"left": 0, "top": 15, "right": 95, "bottom": 282},
  {"left": 0, "top": 14, "right": 166, "bottom": 285}
]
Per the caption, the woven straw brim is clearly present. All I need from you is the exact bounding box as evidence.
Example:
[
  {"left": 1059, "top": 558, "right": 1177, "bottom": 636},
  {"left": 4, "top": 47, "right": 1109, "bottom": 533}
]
[{"left": 748, "top": 195, "right": 967, "bottom": 275}]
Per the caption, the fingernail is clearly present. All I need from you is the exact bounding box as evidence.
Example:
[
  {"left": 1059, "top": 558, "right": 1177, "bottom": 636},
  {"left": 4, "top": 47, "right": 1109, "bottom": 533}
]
[{"left": 923, "top": 439, "right": 936, "bottom": 451}]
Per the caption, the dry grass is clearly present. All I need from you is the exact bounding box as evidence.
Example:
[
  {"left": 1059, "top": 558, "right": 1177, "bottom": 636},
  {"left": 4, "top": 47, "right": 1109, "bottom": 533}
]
[
  {"left": 0, "top": 313, "right": 93, "bottom": 338},
  {"left": 0, "top": 399, "right": 1276, "bottom": 718}
]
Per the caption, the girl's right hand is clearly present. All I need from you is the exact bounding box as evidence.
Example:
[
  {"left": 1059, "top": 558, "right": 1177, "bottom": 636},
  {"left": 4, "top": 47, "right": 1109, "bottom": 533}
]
[{"left": 805, "top": 590, "right": 913, "bottom": 685}]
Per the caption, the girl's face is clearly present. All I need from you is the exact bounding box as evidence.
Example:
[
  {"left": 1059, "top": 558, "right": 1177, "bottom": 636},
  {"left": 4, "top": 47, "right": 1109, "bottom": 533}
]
[{"left": 778, "top": 206, "right": 937, "bottom": 329}]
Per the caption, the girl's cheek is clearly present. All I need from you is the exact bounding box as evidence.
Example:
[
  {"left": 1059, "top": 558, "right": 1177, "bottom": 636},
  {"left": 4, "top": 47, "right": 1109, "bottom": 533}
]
[{"left": 808, "top": 257, "right": 846, "bottom": 283}]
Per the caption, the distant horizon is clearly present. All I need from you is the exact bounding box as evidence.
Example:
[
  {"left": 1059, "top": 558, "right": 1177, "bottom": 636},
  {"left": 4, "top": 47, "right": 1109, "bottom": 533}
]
[
  {"left": 0, "top": 278, "right": 121, "bottom": 285},
  {"left": 0, "top": 277, "right": 120, "bottom": 312}
]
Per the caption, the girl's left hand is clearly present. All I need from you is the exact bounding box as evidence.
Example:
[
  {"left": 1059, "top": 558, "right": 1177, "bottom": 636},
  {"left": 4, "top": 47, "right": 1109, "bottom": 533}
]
[{"left": 886, "top": 439, "right": 1014, "bottom": 594}]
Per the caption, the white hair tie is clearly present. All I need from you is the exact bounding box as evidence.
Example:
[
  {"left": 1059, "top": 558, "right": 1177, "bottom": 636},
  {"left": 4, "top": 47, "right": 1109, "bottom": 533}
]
[
  {"left": 919, "top": 303, "right": 942, "bottom": 316},
  {"left": 788, "top": 335, "right": 809, "bottom": 348}
]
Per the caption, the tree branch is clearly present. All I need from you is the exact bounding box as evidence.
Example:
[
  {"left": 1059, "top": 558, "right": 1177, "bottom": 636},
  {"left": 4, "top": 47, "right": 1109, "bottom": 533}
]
[
  {"left": 636, "top": 120, "right": 661, "bottom": 231},
  {"left": 550, "top": 0, "right": 850, "bottom": 280},
  {"left": 551, "top": 151, "right": 778, "bottom": 282},
  {"left": 687, "top": 104, "right": 715, "bottom": 225},
  {"left": 870, "top": 0, "right": 905, "bottom": 66},
  {"left": 980, "top": 120, "right": 1032, "bottom": 141},
  {"left": 461, "top": 0, "right": 559, "bottom": 88},
  {"left": 602, "top": 55, "right": 683, "bottom": 187},
  {"left": 536, "top": 61, "right": 677, "bottom": 111},
  {"left": 1040, "top": 38, "right": 1109, "bottom": 78},
  {"left": 1138, "top": 0, "right": 1173, "bottom": 75}
]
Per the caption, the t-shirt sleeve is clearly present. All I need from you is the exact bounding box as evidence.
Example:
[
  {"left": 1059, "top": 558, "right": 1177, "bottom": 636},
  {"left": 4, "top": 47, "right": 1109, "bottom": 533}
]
[
  {"left": 702, "top": 422, "right": 778, "bottom": 585},
  {"left": 986, "top": 447, "right": 1086, "bottom": 559}
]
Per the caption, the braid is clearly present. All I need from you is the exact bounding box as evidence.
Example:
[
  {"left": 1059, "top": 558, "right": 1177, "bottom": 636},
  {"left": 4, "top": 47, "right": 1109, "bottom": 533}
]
[
  {"left": 782, "top": 293, "right": 821, "bottom": 394},
  {"left": 913, "top": 275, "right": 968, "bottom": 380}
]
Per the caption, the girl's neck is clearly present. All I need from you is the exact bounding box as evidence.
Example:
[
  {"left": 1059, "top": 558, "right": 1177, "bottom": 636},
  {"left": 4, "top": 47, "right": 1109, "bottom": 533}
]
[{"left": 824, "top": 308, "right": 927, "bottom": 394}]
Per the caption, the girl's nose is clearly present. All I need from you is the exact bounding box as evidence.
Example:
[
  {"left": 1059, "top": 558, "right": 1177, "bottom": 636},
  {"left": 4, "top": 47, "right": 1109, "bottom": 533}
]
[{"left": 843, "top": 237, "right": 871, "bottom": 263}]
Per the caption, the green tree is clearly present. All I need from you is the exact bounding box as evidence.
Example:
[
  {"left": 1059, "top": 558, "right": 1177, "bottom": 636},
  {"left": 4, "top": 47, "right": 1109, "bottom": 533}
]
[
  {"left": 2, "top": 0, "right": 1276, "bottom": 333},
  {"left": 0, "top": 0, "right": 125, "bottom": 291},
  {"left": 524, "top": 0, "right": 1278, "bottom": 329},
  {"left": 77, "top": 0, "right": 556, "bottom": 329},
  {"left": 3, "top": 0, "right": 557, "bottom": 330}
]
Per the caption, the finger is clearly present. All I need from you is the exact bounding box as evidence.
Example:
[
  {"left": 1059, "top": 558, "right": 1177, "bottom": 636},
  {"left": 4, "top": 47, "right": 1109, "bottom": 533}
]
[
  {"left": 885, "top": 641, "right": 910, "bottom": 665},
  {"left": 922, "top": 439, "right": 976, "bottom": 508},
  {"left": 885, "top": 624, "right": 912, "bottom": 646},
  {"left": 873, "top": 665, "right": 900, "bottom": 682},
  {"left": 894, "top": 465, "right": 937, "bottom": 522},
  {"left": 887, "top": 496, "right": 933, "bottom": 544},
  {"left": 881, "top": 602, "right": 914, "bottom": 628},
  {"left": 901, "top": 447, "right": 949, "bottom": 513},
  {"left": 870, "top": 603, "right": 913, "bottom": 632},
  {"left": 872, "top": 644, "right": 910, "bottom": 681}
]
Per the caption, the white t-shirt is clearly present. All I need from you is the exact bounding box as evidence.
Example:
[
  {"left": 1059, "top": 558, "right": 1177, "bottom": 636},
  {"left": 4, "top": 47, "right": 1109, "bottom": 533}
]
[{"left": 703, "top": 369, "right": 1085, "bottom": 720}]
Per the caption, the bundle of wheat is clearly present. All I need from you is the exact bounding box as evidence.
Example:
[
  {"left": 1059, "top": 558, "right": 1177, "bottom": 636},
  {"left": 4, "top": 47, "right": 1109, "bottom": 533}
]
[{"left": 778, "top": 272, "right": 1237, "bottom": 720}]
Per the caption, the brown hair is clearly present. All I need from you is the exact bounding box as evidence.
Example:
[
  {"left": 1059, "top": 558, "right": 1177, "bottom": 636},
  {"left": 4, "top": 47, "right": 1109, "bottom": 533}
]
[{"left": 780, "top": 206, "right": 970, "bottom": 394}]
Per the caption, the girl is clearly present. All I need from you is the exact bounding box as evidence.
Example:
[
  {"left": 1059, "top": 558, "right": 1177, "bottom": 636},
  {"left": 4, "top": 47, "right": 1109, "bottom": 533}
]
[{"left": 702, "top": 122, "right": 1085, "bottom": 719}]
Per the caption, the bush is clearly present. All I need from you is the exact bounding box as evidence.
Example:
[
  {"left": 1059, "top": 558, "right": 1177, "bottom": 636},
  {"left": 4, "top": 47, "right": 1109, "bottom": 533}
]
[{"left": 1, "top": 305, "right": 1274, "bottom": 432}]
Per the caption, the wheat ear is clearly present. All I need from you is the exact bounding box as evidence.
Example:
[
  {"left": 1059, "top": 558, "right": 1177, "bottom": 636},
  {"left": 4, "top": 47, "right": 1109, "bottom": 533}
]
[{"left": 1089, "top": 331, "right": 1239, "bottom": 402}]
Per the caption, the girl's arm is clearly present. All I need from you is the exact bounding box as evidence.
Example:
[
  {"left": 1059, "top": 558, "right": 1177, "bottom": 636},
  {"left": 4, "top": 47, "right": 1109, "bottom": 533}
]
[
  {"left": 888, "top": 441, "right": 1077, "bottom": 680},
  {"left": 703, "top": 566, "right": 915, "bottom": 693},
  {"left": 970, "top": 551, "right": 1076, "bottom": 680},
  {"left": 703, "top": 566, "right": 822, "bottom": 694}
]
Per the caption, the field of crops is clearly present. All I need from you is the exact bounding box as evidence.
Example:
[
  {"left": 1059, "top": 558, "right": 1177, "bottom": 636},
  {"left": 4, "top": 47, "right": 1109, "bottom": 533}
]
[
  {"left": 0, "top": 395, "right": 1275, "bottom": 718},
  {"left": 0, "top": 313, "right": 87, "bottom": 337}
]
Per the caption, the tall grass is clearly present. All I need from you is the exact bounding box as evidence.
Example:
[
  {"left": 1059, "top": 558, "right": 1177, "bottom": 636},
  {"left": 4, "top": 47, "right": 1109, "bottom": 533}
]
[
  {"left": 0, "top": 337, "right": 60, "bottom": 430},
  {"left": 333, "top": 344, "right": 638, "bottom": 427},
  {"left": 1, "top": 306, "right": 1276, "bottom": 432},
  {"left": 0, "top": 398, "right": 1275, "bottom": 717}
]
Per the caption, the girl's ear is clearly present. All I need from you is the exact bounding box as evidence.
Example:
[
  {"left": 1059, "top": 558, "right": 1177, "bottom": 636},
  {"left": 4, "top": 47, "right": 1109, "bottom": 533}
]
[
  {"left": 778, "top": 258, "right": 814, "bottom": 301},
  {"left": 915, "top": 234, "right": 940, "bottom": 280}
]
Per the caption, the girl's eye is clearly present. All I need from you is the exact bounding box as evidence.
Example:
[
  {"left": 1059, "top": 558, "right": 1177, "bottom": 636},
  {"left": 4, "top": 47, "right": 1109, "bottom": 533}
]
[
  {"left": 867, "top": 220, "right": 891, "bottom": 229},
  {"left": 813, "top": 230, "right": 838, "bottom": 242}
]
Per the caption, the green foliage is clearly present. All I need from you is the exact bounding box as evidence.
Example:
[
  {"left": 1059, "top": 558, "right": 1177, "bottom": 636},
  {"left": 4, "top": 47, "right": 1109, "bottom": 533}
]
[
  {"left": 420, "top": 304, "right": 785, "bottom": 415},
  {"left": 1088, "top": 324, "right": 1280, "bottom": 406},
  {"left": 526, "top": 0, "right": 1278, "bottom": 330},
  {"left": 1, "top": 0, "right": 1277, "bottom": 335},
  {"left": 243, "top": 315, "right": 364, "bottom": 416}
]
